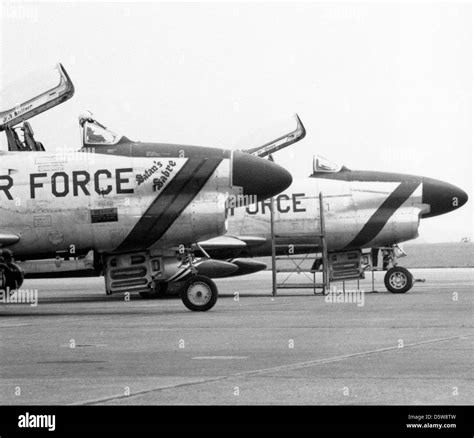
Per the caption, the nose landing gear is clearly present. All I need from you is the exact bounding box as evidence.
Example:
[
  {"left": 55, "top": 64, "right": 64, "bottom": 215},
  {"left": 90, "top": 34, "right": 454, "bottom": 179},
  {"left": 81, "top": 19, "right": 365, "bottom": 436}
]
[
  {"left": 384, "top": 266, "right": 413, "bottom": 294},
  {"left": 376, "top": 246, "right": 414, "bottom": 294},
  {"left": 180, "top": 275, "right": 218, "bottom": 312}
]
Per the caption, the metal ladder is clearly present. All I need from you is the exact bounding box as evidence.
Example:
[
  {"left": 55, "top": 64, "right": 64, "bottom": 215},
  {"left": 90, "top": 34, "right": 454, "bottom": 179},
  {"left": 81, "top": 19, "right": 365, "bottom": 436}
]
[{"left": 270, "top": 192, "right": 330, "bottom": 295}]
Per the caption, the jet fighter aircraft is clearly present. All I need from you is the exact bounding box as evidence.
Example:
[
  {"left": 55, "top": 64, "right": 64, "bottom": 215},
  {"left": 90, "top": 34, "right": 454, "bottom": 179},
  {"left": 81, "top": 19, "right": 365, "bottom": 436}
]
[
  {"left": 200, "top": 154, "right": 469, "bottom": 293},
  {"left": 0, "top": 63, "right": 293, "bottom": 311},
  {"left": 8, "top": 68, "right": 468, "bottom": 297}
]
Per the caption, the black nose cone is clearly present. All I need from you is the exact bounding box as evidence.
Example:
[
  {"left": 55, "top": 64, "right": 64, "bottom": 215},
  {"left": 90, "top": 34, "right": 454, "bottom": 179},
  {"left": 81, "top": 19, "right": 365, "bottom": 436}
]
[
  {"left": 232, "top": 151, "right": 292, "bottom": 201},
  {"left": 422, "top": 177, "right": 468, "bottom": 218}
]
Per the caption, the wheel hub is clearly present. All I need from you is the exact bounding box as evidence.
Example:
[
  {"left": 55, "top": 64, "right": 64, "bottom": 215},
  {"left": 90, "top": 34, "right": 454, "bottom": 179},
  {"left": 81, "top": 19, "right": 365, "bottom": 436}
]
[
  {"left": 187, "top": 281, "right": 212, "bottom": 306},
  {"left": 389, "top": 272, "right": 407, "bottom": 289}
]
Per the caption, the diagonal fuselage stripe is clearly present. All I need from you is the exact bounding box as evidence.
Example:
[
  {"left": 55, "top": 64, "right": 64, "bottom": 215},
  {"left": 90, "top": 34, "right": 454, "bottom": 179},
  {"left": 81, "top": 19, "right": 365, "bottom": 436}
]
[
  {"left": 344, "top": 181, "right": 420, "bottom": 249},
  {"left": 116, "top": 158, "right": 222, "bottom": 252}
]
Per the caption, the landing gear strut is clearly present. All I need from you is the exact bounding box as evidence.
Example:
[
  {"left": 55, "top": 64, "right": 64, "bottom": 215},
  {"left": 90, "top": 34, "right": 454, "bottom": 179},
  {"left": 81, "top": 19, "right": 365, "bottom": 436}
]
[
  {"left": 378, "top": 246, "right": 414, "bottom": 293},
  {"left": 176, "top": 244, "right": 218, "bottom": 311},
  {"left": 0, "top": 250, "right": 24, "bottom": 291}
]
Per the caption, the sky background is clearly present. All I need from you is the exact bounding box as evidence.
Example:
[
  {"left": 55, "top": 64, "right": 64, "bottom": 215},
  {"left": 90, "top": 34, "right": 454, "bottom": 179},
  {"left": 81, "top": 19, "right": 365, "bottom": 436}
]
[{"left": 0, "top": 1, "right": 472, "bottom": 243}]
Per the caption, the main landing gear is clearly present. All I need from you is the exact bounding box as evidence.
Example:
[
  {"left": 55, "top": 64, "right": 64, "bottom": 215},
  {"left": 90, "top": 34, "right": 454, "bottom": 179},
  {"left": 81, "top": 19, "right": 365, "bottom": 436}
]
[
  {"left": 168, "top": 245, "right": 218, "bottom": 312},
  {"left": 139, "top": 275, "right": 218, "bottom": 311},
  {"left": 103, "top": 246, "right": 219, "bottom": 311},
  {"left": 180, "top": 275, "right": 218, "bottom": 312},
  {"left": 175, "top": 245, "right": 219, "bottom": 311},
  {"left": 0, "top": 250, "right": 24, "bottom": 291}
]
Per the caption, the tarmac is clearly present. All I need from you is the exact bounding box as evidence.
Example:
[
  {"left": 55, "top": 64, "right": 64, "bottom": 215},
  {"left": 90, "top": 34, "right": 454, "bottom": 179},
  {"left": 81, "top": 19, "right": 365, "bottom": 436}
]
[{"left": 0, "top": 268, "right": 472, "bottom": 405}]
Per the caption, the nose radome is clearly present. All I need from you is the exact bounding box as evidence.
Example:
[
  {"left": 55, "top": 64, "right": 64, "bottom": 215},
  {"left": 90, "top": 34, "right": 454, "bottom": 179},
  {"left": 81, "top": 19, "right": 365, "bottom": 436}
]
[
  {"left": 421, "top": 177, "right": 468, "bottom": 218},
  {"left": 232, "top": 151, "right": 292, "bottom": 201}
]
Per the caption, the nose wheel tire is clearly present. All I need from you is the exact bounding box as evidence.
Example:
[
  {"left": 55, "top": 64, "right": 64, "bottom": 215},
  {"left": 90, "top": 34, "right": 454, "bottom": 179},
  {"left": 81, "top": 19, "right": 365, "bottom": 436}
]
[
  {"left": 384, "top": 266, "right": 413, "bottom": 294},
  {"left": 180, "top": 275, "right": 218, "bottom": 311}
]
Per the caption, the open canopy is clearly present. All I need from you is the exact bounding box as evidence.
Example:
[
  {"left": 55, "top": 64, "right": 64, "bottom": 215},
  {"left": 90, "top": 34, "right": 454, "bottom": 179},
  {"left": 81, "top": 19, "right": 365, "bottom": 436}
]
[{"left": 0, "top": 63, "right": 74, "bottom": 131}]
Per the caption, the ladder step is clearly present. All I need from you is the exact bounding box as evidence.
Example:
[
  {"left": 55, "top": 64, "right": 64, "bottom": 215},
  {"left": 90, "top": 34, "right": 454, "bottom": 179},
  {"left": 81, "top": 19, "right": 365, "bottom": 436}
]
[
  {"left": 271, "top": 191, "right": 330, "bottom": 294},
  {"left": 276, "top": 269, "right": 317, "bottom": 273},
  {"left": 331, "top": 275, "right": 363, "bottom": 281},
  {"left": 274, "top": 235, "right": 325, "bottom": 238},
  {"left": 274, "top": 256, "right": 315, "bottom": 260},
  {"left": 276, "top": 283, "right": 326, "bottom": 289}
]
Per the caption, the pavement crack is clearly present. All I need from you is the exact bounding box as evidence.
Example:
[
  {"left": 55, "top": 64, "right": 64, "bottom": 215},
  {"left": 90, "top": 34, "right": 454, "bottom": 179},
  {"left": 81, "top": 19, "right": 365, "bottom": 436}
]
[{"left": 76, "top": 332, "right": 474, "bottom": 405}]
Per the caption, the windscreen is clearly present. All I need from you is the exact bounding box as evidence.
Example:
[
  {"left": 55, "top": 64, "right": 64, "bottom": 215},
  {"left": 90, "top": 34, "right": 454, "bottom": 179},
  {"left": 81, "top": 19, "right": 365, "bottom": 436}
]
[
  {"left": 83, "top": 121, "right": 119, "bottom": 145},
  {"left": 313, "top": 155, "right": 342, "bottom": 173}
]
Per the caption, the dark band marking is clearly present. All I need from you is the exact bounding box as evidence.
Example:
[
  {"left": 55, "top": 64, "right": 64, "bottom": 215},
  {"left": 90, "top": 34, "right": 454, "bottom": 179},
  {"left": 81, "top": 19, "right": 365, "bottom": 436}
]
[
  {"left": 84, "top": 138, "right": 231, "bottom": 160},
  {"left": 312, "top": 169, "right": 423, "bottom": 183},
  {"left": 345, "top": 181, "right": 420, "bottom": 249},
  {"left": 116, "top": 158, "right": 222, "bottom": 252}
]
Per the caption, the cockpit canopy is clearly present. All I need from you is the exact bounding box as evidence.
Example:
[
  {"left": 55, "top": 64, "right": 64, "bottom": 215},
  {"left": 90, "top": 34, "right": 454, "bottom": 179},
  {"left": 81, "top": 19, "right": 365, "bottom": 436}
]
[
  {"left": 0, "top": 63, "right": 74, "bottom": 132},
  {"left": 312, "top": 155, "right": 343, "bottom": 174},
  {"left": 1, "top": 63, "right": 129, "bottom": 152},
  {"left": 0, "top": 63, "right": 74, "bottom": 151},
  {"left": 79, "top": 111, "right": 122, "bottom": 146}
]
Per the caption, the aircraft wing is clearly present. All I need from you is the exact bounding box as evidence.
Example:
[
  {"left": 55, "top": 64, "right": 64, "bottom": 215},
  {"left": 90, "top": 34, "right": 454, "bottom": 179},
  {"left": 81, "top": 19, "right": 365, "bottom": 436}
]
[
  {"left": 0, "top": 63, "right": 74, "bottom": 131},
  {"left": 199, "top": 236, "right": 247, "bottom": 249},
  {"left": 197, "top": 235, "right": 268, "bottom": 273},
  {"left": 242, "top": 114, "right": 306, "bottom": 158},
  {"left": 199, "top": 235, "right": 267, "bottom": 257}
]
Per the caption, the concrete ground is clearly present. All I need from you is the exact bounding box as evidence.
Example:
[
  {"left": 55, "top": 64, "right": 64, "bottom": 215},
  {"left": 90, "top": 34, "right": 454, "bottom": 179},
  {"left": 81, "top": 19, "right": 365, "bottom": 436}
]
[{"left": 0, "top": 268, "right": 472, "bottom": 405}]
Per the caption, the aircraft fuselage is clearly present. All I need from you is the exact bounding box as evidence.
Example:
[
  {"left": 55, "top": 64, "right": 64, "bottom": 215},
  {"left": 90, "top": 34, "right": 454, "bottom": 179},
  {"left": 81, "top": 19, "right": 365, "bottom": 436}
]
[{"left": 225, "top": 170, "right": 468, "bottom": 257}]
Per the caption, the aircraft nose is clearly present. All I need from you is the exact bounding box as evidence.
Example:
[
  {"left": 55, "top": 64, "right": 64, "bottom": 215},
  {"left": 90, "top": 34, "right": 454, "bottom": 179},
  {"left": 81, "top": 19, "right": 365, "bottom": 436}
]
[
  {"left": 421, "top": 177, "right": 468, "bottom": 218},
  {"left": 232, "top": 151, "right": 292, "bottom": 201}
]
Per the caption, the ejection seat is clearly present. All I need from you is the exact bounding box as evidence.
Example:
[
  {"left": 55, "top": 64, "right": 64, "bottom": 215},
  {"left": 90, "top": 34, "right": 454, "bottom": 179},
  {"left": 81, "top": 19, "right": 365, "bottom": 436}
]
[
  {"left": 4, "top": 121, "right": 45, "bottom": 152},
  {"left": 1, "top": 63, "right": 74, "bottom": 152}
]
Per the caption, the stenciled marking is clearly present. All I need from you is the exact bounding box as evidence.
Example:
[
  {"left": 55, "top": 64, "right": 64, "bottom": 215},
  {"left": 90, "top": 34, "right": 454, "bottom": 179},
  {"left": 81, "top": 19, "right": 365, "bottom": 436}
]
[
  {"left": 345, "top": 181, "right": 420, "bottom": 249},
  {"left": 228, "top": 193, "right": 307, "bottom": 216},
  {"left": 0, "top": 168, "right": 135, "bottom": 200},
  {"left": 0, "top": 159, "right": 181, "bottom": 200}
]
